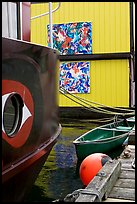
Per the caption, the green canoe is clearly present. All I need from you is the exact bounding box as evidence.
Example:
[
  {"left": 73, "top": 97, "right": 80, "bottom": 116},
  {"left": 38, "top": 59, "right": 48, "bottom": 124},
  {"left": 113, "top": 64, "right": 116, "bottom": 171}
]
[{"left": 73, "top": 116, "right": 135, "bottom": 161}]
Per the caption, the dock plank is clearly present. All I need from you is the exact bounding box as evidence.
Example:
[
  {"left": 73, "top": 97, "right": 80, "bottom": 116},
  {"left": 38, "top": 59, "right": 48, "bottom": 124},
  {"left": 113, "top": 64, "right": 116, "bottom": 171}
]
[
  {"left": 108, "top": 187, "right": 135, "bottom": 200},
  {"left": 121, "top": 163, "right": 135, "bottom": 169},
  {"left": 106, "top": 145, "right": 135, "bottom": 202},
  {"left": 104, "top": 198, "right": 135, "bottom": 202},
  {"left": 114, "top": 178, "right": 135, "bottom": 188},
  {"left": 119, "top": 169, "right": 135, "bottom": 179}
]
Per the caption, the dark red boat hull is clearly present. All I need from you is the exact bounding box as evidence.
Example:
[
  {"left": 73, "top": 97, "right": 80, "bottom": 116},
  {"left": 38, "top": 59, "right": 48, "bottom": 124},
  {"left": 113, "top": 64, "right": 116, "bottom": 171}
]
[{"left": 2, "top": 37, "right": 61, "bottom": 201}]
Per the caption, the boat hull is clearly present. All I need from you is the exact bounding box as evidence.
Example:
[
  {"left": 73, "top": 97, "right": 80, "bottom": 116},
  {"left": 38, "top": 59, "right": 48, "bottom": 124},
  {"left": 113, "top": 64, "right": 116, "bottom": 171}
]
[
  {"left": 2, "top": 37, "right": 61, "bottom": 201},
  {"left": 2, "top": 149, "right": 51, "bottom": 202},
  {"left": 73, "top": 117, "right": 135, "bottom": 161},
  {"left": 74, "top": 133, "right": 128, "bottom": 161},
  {"left": 2, "top": 124, "right": 61, "bottom": 202}
]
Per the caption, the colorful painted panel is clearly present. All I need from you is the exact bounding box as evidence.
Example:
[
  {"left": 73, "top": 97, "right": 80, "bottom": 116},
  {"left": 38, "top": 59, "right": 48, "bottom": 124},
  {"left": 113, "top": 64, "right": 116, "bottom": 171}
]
[
  {"left": 60, "top": 61, "right": 90, "bottom": 93},
  {"left": 47, "top": 22, "right": 92, "bottom": 55}
]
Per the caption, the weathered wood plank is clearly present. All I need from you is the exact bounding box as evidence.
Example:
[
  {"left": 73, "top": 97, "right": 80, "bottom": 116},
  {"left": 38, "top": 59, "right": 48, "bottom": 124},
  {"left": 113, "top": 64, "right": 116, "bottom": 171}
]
[
  {"left": 119, "top": 154, "right": 135, "bottom": 161},
  {"left": 119, "top": 169, "right": 135, "bottom": 179},
  {"left": 128, "top": 145, "right": 135, "bottom": 150},
  {"left": 108, "top": 187, "right": 135, "bottom": 200},
  {"left": 121, "top": 163, "right": 135, "bottom": 169},
  {"left": 104, "top": 198, "right": 135, "bottom": 202},
  {"left": 107, "top": 145, "right": 135, "bottom": 201},
  {"left": 119, "top": 158, "right": 134, "bottom": 165},
  {"left": 74, "top": 160, "right": 121, "bottom": 202},
  {"left": 120, "top": 158, "right": 135, "bottom": 164},
  {"left": 114, "top": 178, "right": 135, "bottom": 188}
]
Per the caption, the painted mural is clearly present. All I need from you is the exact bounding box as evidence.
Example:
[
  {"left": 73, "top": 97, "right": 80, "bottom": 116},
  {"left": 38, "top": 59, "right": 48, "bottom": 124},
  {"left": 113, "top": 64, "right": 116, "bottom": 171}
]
[
  {"left": 47, "top": 22, "right": 92, "bottom": 55},
  {"left": 60, "top": 61, "right": 90, "bottom": 93}
]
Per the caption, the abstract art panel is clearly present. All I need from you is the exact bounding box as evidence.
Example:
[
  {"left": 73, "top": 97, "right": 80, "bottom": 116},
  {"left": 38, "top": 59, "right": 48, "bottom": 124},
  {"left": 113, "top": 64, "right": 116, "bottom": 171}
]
[
  {"left": 47, "top": 22, "right": 92, "bottom": 55},
  {"left": 60, "top": 61, "right": 90, "bottom": 93}
]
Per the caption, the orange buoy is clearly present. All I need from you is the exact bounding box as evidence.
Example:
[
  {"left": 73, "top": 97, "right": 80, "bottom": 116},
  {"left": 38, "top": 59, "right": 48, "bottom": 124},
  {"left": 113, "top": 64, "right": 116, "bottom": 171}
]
[{"left": 79, "top": 153, "right": 112, "bottom": 186}]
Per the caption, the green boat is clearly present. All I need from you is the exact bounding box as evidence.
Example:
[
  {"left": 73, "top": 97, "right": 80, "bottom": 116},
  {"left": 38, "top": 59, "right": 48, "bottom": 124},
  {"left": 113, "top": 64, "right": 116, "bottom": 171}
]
[{"left": 73, "top": 116, "right": 135, "bottom": 161}]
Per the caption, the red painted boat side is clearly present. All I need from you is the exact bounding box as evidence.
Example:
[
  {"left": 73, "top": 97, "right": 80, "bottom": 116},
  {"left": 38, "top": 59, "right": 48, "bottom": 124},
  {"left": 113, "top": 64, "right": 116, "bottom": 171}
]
[{"left": 2, "top": 37, "right": 61, "bottom": 201}]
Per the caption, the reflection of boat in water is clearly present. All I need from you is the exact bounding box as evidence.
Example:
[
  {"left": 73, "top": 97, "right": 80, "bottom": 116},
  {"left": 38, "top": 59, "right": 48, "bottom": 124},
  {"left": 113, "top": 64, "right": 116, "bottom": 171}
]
[{"left": 2, "top": 37, "right": 62, "bottom": 202}]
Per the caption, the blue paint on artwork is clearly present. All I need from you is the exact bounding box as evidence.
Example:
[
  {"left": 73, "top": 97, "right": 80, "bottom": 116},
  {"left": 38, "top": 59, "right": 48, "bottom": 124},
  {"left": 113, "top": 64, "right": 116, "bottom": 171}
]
[
  {"left": 47, "top": 22, "right": 92, "bottom": 55},
  {"left": 60, "top": 61, "right": 90, "bottom": 93}
]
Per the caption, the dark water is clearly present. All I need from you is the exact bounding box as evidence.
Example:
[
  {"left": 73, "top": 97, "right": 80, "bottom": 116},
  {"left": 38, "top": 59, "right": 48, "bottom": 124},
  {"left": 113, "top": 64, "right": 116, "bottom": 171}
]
[{"left": 27, "top": 119, "right": 124, "bottom": 202}]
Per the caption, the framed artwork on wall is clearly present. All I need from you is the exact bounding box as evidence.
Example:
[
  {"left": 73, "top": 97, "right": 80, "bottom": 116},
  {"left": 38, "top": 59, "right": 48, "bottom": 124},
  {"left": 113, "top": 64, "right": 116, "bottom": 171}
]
[
  {"left": 60, "top": 61, "right": 90, "bottom": 93},
  {"left": 47, "top": 22, "right": 92, "bottom": 55}
]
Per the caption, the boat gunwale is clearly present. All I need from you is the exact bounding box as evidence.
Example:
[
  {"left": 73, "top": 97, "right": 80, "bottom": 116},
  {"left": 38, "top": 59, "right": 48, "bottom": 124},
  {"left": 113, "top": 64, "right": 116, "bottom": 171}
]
[
  {"left": 73, "top": 118, "right": 134, "bottom": 144},
  {"left": 98, "top": 127, "right": 133, "bottom": 132},
  {"left": 73, "top": 131, "right": 129, "bottom": 145}
]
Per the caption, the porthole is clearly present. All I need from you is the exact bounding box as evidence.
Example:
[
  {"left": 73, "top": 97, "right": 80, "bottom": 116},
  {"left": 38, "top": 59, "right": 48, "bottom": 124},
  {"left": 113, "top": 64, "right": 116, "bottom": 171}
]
[{"left": 3, "top": 93, "right": 23, "bottom": 137}]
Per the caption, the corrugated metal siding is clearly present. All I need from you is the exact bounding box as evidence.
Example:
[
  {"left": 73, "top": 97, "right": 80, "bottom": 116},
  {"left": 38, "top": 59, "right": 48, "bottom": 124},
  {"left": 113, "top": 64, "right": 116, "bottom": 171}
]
[
  {"left": 59, "top": 60, "right": 129, "bottom": 107},
  {"left": 31, "top": 2, "right": 130, "bottom": 107},
  {"left": 31, "top": 2, "right": 130, "bottom": 52}
]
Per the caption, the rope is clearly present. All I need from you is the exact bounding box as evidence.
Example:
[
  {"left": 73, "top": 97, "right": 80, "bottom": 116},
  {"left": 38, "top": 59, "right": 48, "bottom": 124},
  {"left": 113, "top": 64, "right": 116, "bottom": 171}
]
[
  {"left": 59, "top": 87, "right": 135, "bottom": 117},
  {"left": 74, "top": 94, "right": 134, "bottom": 112},
  {"left": 60, "top": 87, "right": 135, "bottom": 114},
  {"left": 82, "top": 117, "right": 116, "bottom": 123}
]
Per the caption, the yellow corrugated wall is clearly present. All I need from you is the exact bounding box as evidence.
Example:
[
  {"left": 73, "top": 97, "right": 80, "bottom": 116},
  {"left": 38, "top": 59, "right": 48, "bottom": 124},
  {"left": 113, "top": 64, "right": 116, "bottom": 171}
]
[{"left": 31, "top": 2, "right": 130, "bottom": 107}]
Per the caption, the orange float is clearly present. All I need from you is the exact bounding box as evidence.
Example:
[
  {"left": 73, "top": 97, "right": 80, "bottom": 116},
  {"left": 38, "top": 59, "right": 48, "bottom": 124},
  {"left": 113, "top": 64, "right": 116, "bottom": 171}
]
[{"left": 79, "top": 153, "right": 111, "bottom": 186}]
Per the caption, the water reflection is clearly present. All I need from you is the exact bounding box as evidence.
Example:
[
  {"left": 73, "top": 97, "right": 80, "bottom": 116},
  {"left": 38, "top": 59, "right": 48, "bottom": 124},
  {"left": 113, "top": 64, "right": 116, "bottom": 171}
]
[{"left": 27, "top": 120, "right": 123, "bottom": 202}]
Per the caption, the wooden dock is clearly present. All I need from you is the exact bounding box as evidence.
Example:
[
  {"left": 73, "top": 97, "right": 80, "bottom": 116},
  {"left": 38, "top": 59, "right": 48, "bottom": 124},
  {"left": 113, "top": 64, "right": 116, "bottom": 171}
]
[
  {"left": 104, "top": 145, "right": 135, "bottom": 202},
  {"left": 64, "top": 145, "right": 135, "bottom": 202}
]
